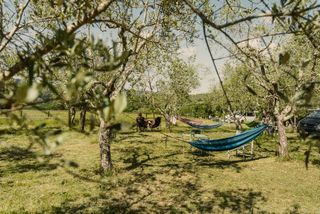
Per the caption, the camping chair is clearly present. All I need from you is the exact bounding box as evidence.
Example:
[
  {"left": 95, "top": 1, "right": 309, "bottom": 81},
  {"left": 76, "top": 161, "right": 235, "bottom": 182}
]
[{"left": 148, "top": 117, "right": 161, "bottom": 131}]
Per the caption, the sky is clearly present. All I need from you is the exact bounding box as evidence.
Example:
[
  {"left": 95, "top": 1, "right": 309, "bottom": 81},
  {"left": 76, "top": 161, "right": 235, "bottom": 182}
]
[{"left": 179, "top": 37, "right": 228, "bottom": 94}]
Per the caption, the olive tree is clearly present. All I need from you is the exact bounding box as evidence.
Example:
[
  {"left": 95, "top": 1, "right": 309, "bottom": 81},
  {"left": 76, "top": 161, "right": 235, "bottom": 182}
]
[
  {"left": 142, "top": 55, "right": 199, "bottom": 131},
  {"left": 176, "top": 0, "right": 320, "bottom": 158},
  {"left": 0, "top": 0, "right": 199, "bottom": 171}
]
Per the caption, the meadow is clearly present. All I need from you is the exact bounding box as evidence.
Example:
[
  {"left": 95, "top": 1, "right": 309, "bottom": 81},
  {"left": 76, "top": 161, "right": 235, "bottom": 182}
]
[{"left": 0, "top": 110, "right": 320, "bottom": 213}]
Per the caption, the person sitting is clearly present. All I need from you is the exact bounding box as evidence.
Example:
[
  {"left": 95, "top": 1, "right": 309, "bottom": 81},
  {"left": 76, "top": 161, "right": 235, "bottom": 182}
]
[{"left": 136, "top": 113, "right": 147, "bottom": 132}]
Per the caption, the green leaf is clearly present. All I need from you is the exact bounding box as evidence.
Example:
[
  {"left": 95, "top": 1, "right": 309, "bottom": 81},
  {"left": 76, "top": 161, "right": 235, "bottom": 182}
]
[
  {"left": 0, "top": 99, "right": 8, "bottom": 105},
  {"left": 271, "top": 4, "right": 278, "bottom": 23},
  {"left": 245, "top": 85, "right": 257, "bottom": 95},
  {"left": 260, "top": 65, "right": 266, "bottom": 75},
  {"left": 57, "top": 0, "right": 64, "bottom": 6},
  {"left": 25, "top": 84, "right": 39, "bottom": 102},
  {"left": 280, "top": 0, "right": 287, "bottom": 7},
  {"left": 120, "top": 122, "right": 132, "bottom": 131},
  {"left": 34, "top": 123, "right": 46, "bottom": 131},
  {"left": 15, "top": 84, "right": 28, "bottom": 103},
  {"left": 15, "top": 83, "right": 39, "bottom": 103},
  {"left": 302, "top": 59, "right": 311, "bottom": 68},
  {"left": 114, "top": 93, "right": 127, "bottom": 115},
  {"left": 279, "top": 52, "right": 290, "bottom": 65},
  {"left": 103, "top": 106, "right": 111, "bottom": 121}
]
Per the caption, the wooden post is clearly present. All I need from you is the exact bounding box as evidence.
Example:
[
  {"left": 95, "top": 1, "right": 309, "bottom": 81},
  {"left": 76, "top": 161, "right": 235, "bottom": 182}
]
[
  {"left": 164, "top": 136, "right": 168, "bottom": 148},
  {"left": 242, "top": 146, "right": 245, "bottom": 160},
  {"left": 250, "top": 141, "right": 254, "bottom": 159}
]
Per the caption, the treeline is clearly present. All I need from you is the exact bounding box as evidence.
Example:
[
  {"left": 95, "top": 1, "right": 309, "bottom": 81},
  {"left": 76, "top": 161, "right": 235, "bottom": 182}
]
[{"left": 125, "top": 90, "right": 236, "bottom": 119}]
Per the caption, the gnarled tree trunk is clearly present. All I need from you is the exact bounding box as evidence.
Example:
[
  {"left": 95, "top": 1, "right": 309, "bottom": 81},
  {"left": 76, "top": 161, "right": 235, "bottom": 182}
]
[
  {"left": 165, "top": 113, "right": 172, "bottom": 132},
  {"left": 80, "top": 108, "right": 87, "bottom": 132},
  {"left": 68, "top": 106, "right": 76, "bottom": 128},
  {"left": 99, "top": 120, "right": 113, "bottom": 170},
  {"left": 276, "top": 115, "right": 289, "bottom": 158},
  {"left": 235, "top": 118, "right": 242, "bottom": 131}
]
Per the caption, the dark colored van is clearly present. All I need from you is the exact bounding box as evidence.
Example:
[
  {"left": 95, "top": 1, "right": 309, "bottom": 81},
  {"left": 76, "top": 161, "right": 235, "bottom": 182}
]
[{"left": 297, "top": 110, "right": 320, "bottom": 137}]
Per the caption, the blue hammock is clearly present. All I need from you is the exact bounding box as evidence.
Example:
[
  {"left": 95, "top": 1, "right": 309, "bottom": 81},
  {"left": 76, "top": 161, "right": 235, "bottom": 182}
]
[
  {"left": 179, "top": 117, "right": 223, "bottom": 130},
  {"left": 189, "top": 124, "right": 267, "bottom": 151}
]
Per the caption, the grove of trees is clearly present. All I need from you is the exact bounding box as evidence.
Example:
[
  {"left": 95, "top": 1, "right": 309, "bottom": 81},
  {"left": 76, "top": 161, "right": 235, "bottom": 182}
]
[{"left": 1, "top": 0, "right": 320, "bottom": 170}]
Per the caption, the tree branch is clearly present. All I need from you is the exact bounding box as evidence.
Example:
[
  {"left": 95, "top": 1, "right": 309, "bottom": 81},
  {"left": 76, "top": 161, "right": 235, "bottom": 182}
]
[
  {"left": 0, "top": 0, "right": 30, "bottom": 52},
  {"left": 3, "top": 0, "right": 116, "bottom": 81},
  {"left": 183, "top": 0, "right": 320, "bottom": 30}
]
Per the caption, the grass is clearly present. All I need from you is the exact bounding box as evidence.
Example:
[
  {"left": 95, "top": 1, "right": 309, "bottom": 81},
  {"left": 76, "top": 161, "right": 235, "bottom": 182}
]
[{"left": 0, "top": 110, "right": 320, "bottom": 213}]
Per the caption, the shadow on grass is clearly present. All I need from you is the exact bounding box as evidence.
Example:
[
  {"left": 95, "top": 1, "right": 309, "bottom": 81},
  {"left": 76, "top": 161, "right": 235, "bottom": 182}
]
[
  {"left": 0, "top": 128, "right": 25, "bottom": 135},
  {"left": 114, "top": 135, "right": 146, "bottom": 144},
  {"left": 193, "top": 156, "right": 268, "bottom": 173},
  {"left": 123, "top": 150, "right": 181, "bottom": 171},
  {"left": 36, "top": 136, "right": 273, "bottom": 213},
  {"left": 312, "top": 159, "right": 320, "bottom": 167},
  {"left": 0, "top": 126, "right": 65, "bottom": 136},
  {"left": 46, "top": 174, "right": 268, "bottom": 213},
  {"left": 120, "top": 149, "right": 270, "bottom": 175},
  {"left": 0, "top": 146, "right": 59, "bottom": 175},
  {"left": 0, "top": 146, "right": 36, "bottom": 161},
  {"left": 2, "top": 162, "right": 59, "bottom": 175},
  {"left": 208, "top": 188, "right": 267, "bottom": 212}
]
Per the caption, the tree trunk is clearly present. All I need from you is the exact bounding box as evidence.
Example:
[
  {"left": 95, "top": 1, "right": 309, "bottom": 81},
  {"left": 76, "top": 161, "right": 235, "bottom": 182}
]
[
  {"left": 277, "top": 117, "right": 289, "bottom": 158},
  {"left": 71, "top": 107, "right": 76, "bottom": 125},
  {"left": 165, "top": 118, "right": 171, "bottom": 132},
  {"left": 165, "top": 114, "right": 171, "bottom": 132},
  {"left": 293, "top": 116, "right": 297, "bottom": 131},
  {"left": 235, "top": 119, "right": 242, "bottom": 131},
  {"left": 68, "top": 107, "right": 76, "bottom": 128},
  {"left": 90, "top": 113, "right": 96, "bottom": 131},
  {"left": 68, "top": 108, "right": 72, "bottom": 127},
  {"left": 99, "top": 120, "right": 113, "bottom": 171},
  {"left": 0, "top": 4, "right": 3, "bottom": 42},
  {"left": 80, "top": 109, "right": 86, "bottom": 132}
]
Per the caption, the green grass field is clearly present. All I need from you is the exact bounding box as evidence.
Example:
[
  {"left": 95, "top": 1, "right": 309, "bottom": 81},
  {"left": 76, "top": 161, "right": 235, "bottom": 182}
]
[{"left": 1, "top": 110, "right": 320, "bottom": 213}]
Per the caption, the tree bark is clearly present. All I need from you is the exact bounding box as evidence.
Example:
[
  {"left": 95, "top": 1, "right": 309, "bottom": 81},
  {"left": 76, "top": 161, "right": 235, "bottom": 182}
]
[
  {"left": 277, "top": 116, "right": 289, "bottom": 158},
  {"left": 68, "top": 108, "right": 72, "bottom": 128},
  {"left": 165, "top": 114, "right": 172, "bottom": 132},
  {"left": 235, "top": 119, "right": 242, "bottom": 131},
  {"left": 68, "top": 107, "right": 76, "bottom": 128},
  {"left": 0, "top": 3, "right": 3, "bottom": 43},
  {"left": 80, "top": 109, "right": 87, "bottom": 132},
  {"left": 99, "top": 120, "right": 113, "bottom": 170}
]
